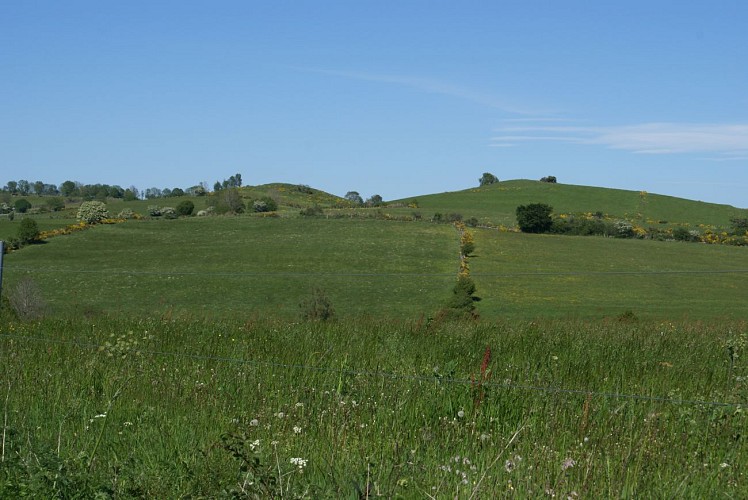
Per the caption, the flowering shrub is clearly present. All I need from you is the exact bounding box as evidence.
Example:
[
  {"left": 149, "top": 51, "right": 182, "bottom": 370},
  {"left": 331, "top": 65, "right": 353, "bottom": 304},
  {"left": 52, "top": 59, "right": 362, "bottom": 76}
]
[
  {"left": 118, "top": 208, "right": 135, "bottom": 219},
  {"left": 77, "top": 201, "right": 109, "bottom": 224},
  {"left": 161, "top": 207, "right": 177, "bottom": 219}
]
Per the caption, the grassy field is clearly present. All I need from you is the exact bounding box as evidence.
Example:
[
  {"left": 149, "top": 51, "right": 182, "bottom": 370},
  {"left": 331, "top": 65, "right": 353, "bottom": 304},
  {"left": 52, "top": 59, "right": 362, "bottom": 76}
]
[
  {"left": 391, "top": 180, "right": 748, "bottom": 229},
  {"left": 2, "top": 183, "right": 747, "bottom": 497},
  {"left": 470, "top": 228, "right": 748, "bottom": 320},
  {"left": 1, "top": 317, "right": 745, "bottom": 497},
  {"left": 4, "top": 215, "right": 747, "bottom": 321},
  {"left": 3, "top": 217, "right": 458, "bottom": 319}
]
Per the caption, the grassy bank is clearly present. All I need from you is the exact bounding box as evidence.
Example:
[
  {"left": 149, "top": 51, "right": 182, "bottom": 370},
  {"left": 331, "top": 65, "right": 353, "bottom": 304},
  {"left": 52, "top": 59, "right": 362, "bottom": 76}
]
[{"left": 1, "top": 316, "right": 745, "bottom": 497}]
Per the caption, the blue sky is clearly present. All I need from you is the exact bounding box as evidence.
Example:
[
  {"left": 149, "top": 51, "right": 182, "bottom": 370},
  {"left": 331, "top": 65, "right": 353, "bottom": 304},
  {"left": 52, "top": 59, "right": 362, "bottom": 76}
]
[{"left": 2, "top": 1, "right": 747, "bottom": 207}]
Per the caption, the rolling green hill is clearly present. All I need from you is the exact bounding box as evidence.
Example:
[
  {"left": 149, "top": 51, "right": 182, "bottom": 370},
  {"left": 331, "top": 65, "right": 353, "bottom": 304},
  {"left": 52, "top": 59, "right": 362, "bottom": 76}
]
[{"left": 392, "top": 179, "right": 748, "bottom": 229}]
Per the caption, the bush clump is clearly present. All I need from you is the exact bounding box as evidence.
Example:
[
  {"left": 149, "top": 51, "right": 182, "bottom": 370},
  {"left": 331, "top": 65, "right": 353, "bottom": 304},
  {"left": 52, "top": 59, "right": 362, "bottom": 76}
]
[
  {"left": 299, "top": 288, "right": 335, "bottom": 321},
  {"left": 300, "top": 205, "right": 324, "bottom": 216},
  {"left": 516, "top": 203, "right": 553, "bottom": 233},
  {"left": 176, "top": 200, "right": 195, "bottom": 216},
  {"left": 14, "top": 199, "right": 32, "bottom": 213},
  {"left": 17, "top": 217, "right": 40, "bottom": 245},
  {"left": 76, "top": 201, "right": 109, "bottom": 224}
]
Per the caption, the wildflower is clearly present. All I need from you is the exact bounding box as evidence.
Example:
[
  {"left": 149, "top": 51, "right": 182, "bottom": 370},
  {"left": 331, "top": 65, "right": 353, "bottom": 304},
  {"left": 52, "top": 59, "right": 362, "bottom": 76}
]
[
  {"left": 276, "top": 412, "right": 285, "bottom": 419},
  {"left": 457, "top": 410, "right": 465, "bottom": 418},
  {"left": 504, "top": 459, "right": 515, "bottom": 473},
  {"left": 720, "top": 462, "right": 730, "bottom": 468},
  {"left": 249, "top": 419, "right": 259, "bottom": 427},
  {"left": 293, "top": 426, "right": 302, "bottom": 434},
  {"left": 561, "top": 458, "right": 576, "bottom": 471},
  {"left": 249, "top": 439, "right": 260, "bottom": 451},
  {"left": 290, "top": 457, "right": 308, "bottom": 469}
]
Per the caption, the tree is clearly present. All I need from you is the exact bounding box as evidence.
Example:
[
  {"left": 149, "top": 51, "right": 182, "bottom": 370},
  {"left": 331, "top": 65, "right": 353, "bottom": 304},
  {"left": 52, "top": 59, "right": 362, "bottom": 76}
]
[
  {"left": 208, "top": 188, "right": 245, "bottom": 214},
  {"left": 123, "top": 189, "right": 138, "bottom": 201},
  {"left": 17, "top": 180, "right": 30, "bottom": 196},
  {"left": 730, "top": 217, "right": 748, "bottom": 235},
  {"left": 17, "top": 217, "right": 40, "bottom": 244},
  {"left": 176, "top": 200, "right": 195, "bottom": 216},
  {"left": 366, "top": 194, "right": 383, "bottom": 207},
  {"left": 45, "top": 197, "right": 65, "bottom": 212},
  {"left": 60, "top": 180, "right": 78, "bottom": 197},
  {"left": 14, "top": 199, "right": 32, "bottom": 213},
  {"left": 516, "top": 203, "right": 553, "bottom": 233},
  {"left": 6, "top": 181, "right": 18, "bottom": 194},
  {"left": 344, "top": 191, "right": 364, "bottom": 205},
  {"left": 540, "top": 176, "right": 557, "bottom": 183},
  {"left": 33, "top": 181, "right": 45, "bottom": 195},
  {"left": 77, "top": 201, "right": 109, "bottom": 224},
  {"left": 479, "top": 173, "right": 499, "bottom": 186},
  {"left": 170, "top": 187, "right": 185, "bottom": 197}
]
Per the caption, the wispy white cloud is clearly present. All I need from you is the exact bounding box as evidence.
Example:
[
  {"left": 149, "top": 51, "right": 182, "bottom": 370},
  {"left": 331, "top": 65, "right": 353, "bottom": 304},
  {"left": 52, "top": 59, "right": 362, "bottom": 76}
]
[
  {"left": 491, "top": 122, "right": 748, "bottom": 156},
  {"left": 303, "top": 68, "right": 540, "bottom": 115}
]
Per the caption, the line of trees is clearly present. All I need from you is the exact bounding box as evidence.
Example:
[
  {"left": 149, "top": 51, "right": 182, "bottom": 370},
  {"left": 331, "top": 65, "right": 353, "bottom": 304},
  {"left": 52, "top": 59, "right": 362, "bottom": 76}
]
[{"left": 2, "top": 179, "right": 214, "bottom": 201}]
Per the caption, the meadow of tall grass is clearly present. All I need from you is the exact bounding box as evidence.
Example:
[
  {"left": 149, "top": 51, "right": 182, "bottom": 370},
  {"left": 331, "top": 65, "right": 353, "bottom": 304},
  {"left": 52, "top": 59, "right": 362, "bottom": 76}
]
[{"left": 1, "top": 315, "right": 745, "bottom": 497}]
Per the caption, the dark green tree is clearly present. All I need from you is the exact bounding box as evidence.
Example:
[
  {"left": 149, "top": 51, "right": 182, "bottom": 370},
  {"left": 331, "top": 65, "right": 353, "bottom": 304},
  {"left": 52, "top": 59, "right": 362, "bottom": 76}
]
[
  {"left": 516, "top": 203, "right": 553, "bottom": 233},
  {"left": 345, "top": 191, "right": 364, "bottom": 205},
  {"left": 479, "top": 172, "right": 499, "bottom": 186},
  {"left": 17, "top": 217, "right": 40, "bottom": 244},
  {"left": 14, "top": 198, "right": 32, "bottom": 213},
  {"left": 60, "top": 180, "right": 78, "bottom": 197},
  {"left": 176, "top": 200, "right": 195, "bottom": 216}
]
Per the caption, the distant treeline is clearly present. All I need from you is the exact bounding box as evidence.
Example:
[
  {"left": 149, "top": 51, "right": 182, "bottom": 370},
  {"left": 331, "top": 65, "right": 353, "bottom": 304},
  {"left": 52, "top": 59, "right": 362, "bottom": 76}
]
[{"left": 2, "top": 173, "right": 244, "bottom": 201}]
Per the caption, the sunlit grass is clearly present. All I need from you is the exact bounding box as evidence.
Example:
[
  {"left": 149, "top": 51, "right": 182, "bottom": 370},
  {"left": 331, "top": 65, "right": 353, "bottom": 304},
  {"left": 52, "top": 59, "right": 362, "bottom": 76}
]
[{"left": 1, "top": 316, "right": 745, "bottom": 497}]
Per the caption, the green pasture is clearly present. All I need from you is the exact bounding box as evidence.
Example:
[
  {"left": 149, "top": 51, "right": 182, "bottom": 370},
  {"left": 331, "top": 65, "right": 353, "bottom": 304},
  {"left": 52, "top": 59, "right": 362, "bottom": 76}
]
[
  {"left": 391, "top": 180, "right": 748, "bottom": 228},
  {"left": 1, "top": 317, "right": 746, "bottom": 497},
  {"left": 470, "top": 229, "right": 748, "bottom": 320},
  {"left": 3, "top": 217, "right": 458, "bottom": 319}
]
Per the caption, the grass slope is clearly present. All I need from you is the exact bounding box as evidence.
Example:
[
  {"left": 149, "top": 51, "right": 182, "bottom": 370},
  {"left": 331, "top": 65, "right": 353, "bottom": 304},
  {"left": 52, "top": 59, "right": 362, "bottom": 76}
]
[
  {"left": 394, "top": 180, "right": 748, "bottom": 228},
  {"left": 3, "top": 217, "right": 457, "bottom": 319},
  {"left": 4, "top": 214, "right": 747, "bottom": 320},
  {"left": 470, "top": 229, "right": 748, "bottom": 319}
]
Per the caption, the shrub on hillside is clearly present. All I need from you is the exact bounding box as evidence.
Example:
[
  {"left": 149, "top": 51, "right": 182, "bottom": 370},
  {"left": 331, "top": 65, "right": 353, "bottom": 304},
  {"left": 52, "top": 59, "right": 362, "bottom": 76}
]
[
  {"left": 14, "top": 198, "right": 32, "bottom": 213},
  {"left": 516, "top": 203, "right": 553, "bottom": 233},
  {"left": 76, "top": 201, "right": 109, "bottom": 224},
  {"left": 17, "top": 217, "right": 40, "bottom": 244},
  {"left": 300, "top": 205, "right": 324, "bottom": 216},
  {"left": 9, "top": 277, "right": 47, "bottom": 321},
  {"left": 299, "top": 288, "right": 335, "bottom": 321},
  {"left": 540, "top": 176, "right": 557, "bottom": 183},
  {"left": 176, "top": 200, "right": 195, "bottom": 216},
  {"left": 253, "top": 197, "right": 278, "bottom": 213},
  {"left": 118, "top": 208, "right": 136, "bottom": 219},
  {"left": 161, "top": 207, "right": 178, "bottom": 219},
  {"left": 147, "top": 205, "right": 162, "bottom": 217},
  {"left": 45, "top": 197, "right": 65, "bottom": 212}
]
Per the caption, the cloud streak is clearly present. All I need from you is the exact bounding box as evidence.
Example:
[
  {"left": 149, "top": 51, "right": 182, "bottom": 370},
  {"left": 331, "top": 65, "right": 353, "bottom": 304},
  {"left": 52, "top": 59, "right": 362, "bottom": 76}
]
[
  {"left": 491, "top": 122, "right": 748, "bottom": 157},
  {"left": 305, "top": 68, "right": 540, "bottom": 115}
]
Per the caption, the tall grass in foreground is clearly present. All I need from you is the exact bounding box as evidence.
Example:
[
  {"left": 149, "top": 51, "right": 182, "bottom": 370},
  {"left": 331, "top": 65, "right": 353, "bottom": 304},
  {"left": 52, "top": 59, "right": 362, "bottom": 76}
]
[{"left": 1, "top": 316, "right": 746, "bottom": 497}]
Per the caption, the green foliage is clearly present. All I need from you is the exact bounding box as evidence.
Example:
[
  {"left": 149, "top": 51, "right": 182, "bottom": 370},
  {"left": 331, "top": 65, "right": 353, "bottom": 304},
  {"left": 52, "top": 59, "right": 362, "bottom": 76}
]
[
  {"left": 540, "top": 175, "right": 557, "bottom": 183},
  {"left": 76, "top": 201, "right": 109, "bottom": 224},
  {"left": 17, "top": 217, "right": 40, "bottom": 244},
  {"left": 161, "top": 207, "right": 178, "bottom": 219},
  {"left": 2, "top": 317, "right": 748, "bottom": 497},
  {"left": 118, "top": 208, "right": 136, "bottom": 219},
  {"left": 299, "top": 287, "right": 335, "bottom": 321},
  {"left": 730, "top": 217, "right": 748, "bottom": 235},
  {"left": 300, "top": 205, "right": 324, "bottom": 216},
  {"left": 14, "top": 198, "right": 32, "bottom": 213},
  {"left": 207, "top": 188, "right": 245, "bottom": 214},
  {"left": 516, "top": 203, "right": 553, "bottom": 233},
  {"left": 460, "top": 241, "right": 475, "bottom": 256},
  {"left": 366, "top": 194, "right": 384, "bottom": 207},
  {"left": 345, "top": 191, "right": 363, "bottom": 205},
  {"left": 252, "top": 196, "right": 277, "bottom": 213},
  {"left": 45, "top": 197, "right": 65, "bottom": 212},
  {"left": 478, "top": 172, "right": 499, "bottom": 186},
  {"left": 176, "top": 200, "right": 195, "bottom": 216}
]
